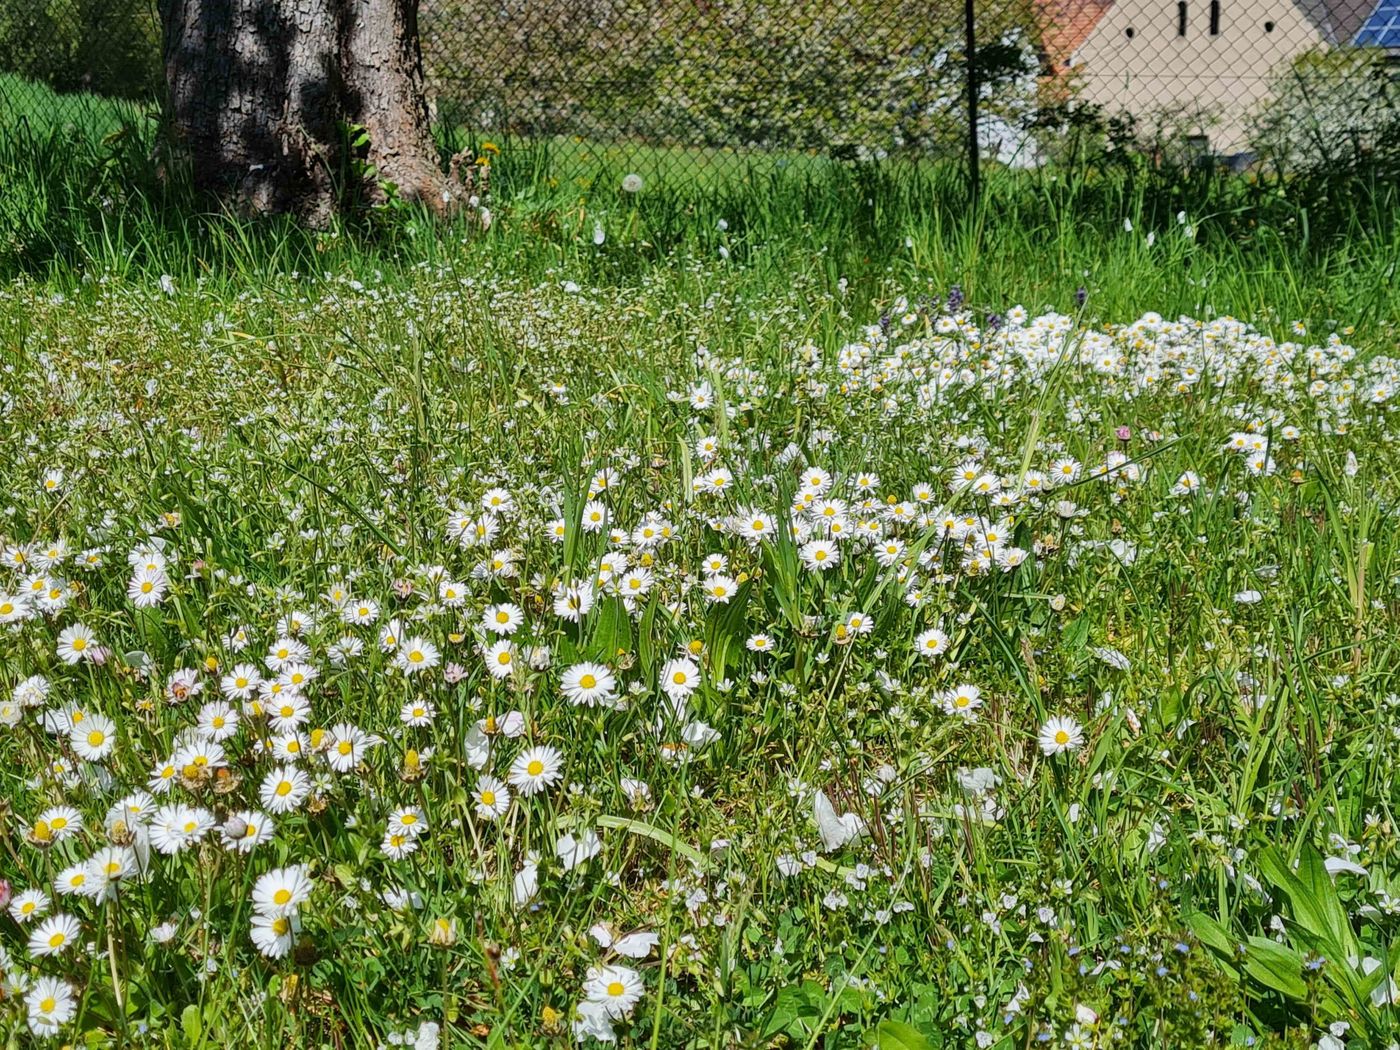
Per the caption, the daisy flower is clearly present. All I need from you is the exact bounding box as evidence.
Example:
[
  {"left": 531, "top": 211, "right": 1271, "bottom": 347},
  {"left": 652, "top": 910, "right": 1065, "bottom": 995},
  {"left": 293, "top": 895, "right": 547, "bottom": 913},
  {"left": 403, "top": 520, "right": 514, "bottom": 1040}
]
[
  {"left": 55, "top": 623, "right": 97, "bottom": 664},
  {"left": 508, "top": 745, "right": 564, "bottom": 797},
  {"left": 29, "top": 912, "right": 81, "bottom": 956},
  {"left": 395, "top": 637, "right": 440, "bottom": 675},
  {"left": 700, "top": 552, "right": 728, "bottom": 575},
  {"left": 381, "top": 831, "right": 420, "bottom": 860},
  {"left": 70, "top": 712, "right": 116, "bottom": 762},
  {"left": 799, "top": 539, "right": 839, "bottom": 572},
  {"left": 84, "top": 847, "right": 136, "bottom": 899},
  {"left": 250, "top": 913, "right": 296, "bottom": 958},
  {"left": 473, "top": 775, "right": 511, "bottom": 820},
  {"left": 259, "top": 765, "right": 312, "bottom": 814},
  {"left": 482, "top": 602, "right": 525, "bottom": 636},
  {"left": 278, "top": 662, "right": 318, "bottom": 691},
  {"left": 483, "top": 639, "right": 517, "bottom": 679},
  {"left": 221, "top": 663, "right": 262, "bottom": 700},
  {"left": 9, "top": 888, "right": 50, "bottom": 923},
  {"left": 265, "top": 637, "right": 310, "bottom": 671},
  {"left": 0, "top": 592, "right": 31, "bottom": 623},
  {"left": 266, "top": 691, "right": 310, "bottom": 732},
  {"left": 34, "top": 805, "right": 82, "bottom": 843},
  {"left": 914, "top": 627, "right": 950, "bottom": 659},
  {"left": 583, "top": 964, "right": 645, "bottom": 1018},
  {"left": 195, "top": 702, "right": 240, "bottom": 741},
  {"left": 53, "top": 863, "right": 93, "bottom": 898},
  {"left": 438, "top": 578, "right": 466, "bottom": 606},
  {"left": 149, "top": 805, "right": 216, "bottom": 855},
  {"left": 26, "top": 976, "right": 77, "bottom": 1036},
  {"left": 342, "top": 598, "right": 380, "bottom": 625},
  {"left": 400, "top": 699, "right": 437, "bottom": 726},
  {"left": 127, "top": 566, "right": 169, "bottom": 608},
  {"left": 387, "top": 806, "right": 427, "bottom": 839},
  {"left": 659, "top": 658, "right": 700, "bottom": 701},
  {"left": 323, "top": 723, "right": 372, "bottom": 772},
  {"left": 252, "top": 864, "right": 313, "bottom": 917},
  {"left": 940, "top": 683, "right": 982, "bottom": 718},
  {"left": 221, "top": 810, "right": 276, "bottom": 852},
  {"left": 560, "top": 663, "right": 617, "bottom": 707},
  {"left": 700, "top": 574, "right": 739, "bottom": 604},
  {"left": 552, "top": 582, "right": 595, "bottom": 622},
  {"left": 1038, "top": 715, "right": 1084, "bottom": 757},
  {"left": 374, "top": 620, "right": 404, "bottom": 653}
]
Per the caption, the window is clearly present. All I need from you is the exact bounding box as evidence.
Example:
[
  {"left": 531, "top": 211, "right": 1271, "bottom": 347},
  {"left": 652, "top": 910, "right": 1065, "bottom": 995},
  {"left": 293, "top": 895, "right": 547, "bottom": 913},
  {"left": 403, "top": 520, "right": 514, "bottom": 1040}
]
[
  {"left": 1178, "top": 1, "right": 1187, "bottom": 35},
  {"left": 1209, "top": 0, "right": 1220, "bottom": 34}
]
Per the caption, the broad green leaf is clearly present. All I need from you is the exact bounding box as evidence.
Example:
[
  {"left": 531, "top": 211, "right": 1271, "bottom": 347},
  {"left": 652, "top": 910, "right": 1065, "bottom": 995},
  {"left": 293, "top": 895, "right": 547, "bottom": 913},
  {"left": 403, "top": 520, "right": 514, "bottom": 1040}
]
[
  {"left": 869, "top": 1019, "right": 936, "bottom": 1050},
  {"left": 1242, "top": 937, "right": 1307, "bottom": 1001}
]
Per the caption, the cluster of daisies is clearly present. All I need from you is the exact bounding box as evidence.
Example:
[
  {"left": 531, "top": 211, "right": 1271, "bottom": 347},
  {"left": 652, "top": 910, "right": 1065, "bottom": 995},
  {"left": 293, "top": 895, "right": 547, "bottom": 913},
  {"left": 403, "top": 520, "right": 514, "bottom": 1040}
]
[
  {"left": 1, "top": 274, "right": 1396, "bottom": 1048},
  {"left": 820, "top": 305, "right": 1396, "bottom": 428}
]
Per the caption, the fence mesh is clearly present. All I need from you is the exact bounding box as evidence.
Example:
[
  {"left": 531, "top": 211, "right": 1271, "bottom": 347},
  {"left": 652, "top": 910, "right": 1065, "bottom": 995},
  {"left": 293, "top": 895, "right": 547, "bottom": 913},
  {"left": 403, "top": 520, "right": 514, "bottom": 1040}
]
[{"left": 1, "top": 0, "right": 1397, "bottom": 187}]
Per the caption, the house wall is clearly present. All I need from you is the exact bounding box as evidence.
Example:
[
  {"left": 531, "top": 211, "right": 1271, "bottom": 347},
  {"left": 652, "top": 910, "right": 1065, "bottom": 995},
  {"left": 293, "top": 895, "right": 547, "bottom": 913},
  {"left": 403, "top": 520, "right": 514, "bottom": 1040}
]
[{"left": 1068, "top": 0, "right": 1329, "bottom": 152}]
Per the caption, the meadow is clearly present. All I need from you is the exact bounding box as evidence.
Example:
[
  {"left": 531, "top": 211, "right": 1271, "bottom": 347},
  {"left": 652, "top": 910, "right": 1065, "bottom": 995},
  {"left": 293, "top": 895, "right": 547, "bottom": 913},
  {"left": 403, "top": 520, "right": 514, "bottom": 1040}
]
[{"left": 2, "top": 76, "right": 1400, "bottom": 1049}]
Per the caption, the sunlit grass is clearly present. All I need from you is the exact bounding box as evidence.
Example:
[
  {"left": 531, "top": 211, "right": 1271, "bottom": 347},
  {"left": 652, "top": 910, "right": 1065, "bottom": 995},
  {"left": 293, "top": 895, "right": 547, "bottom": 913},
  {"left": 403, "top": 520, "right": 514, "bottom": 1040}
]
[{"left": 0, "top": 77, "right": 1399, "bottom": 1049}]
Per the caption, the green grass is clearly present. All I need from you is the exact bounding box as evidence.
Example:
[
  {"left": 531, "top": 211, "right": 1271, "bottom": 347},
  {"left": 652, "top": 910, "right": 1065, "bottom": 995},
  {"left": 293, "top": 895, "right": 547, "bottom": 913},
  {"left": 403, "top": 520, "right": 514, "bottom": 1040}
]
[{"left": 0, "top": 77, "right": 1399, "bottom": 1049}]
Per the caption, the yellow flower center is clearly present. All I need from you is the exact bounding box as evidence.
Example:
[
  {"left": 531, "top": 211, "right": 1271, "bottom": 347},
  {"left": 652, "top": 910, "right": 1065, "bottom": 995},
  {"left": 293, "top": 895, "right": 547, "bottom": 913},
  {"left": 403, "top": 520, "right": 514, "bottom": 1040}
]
[
  {"left": 1055, "top": 730, "right": 1069, "bottom": 745},
  {"left": 579, "top": 674, "right": 597, "bottom": 690},
  {"left": 526, "top": 760, "right": 544, "bottom": 776},
  {"left": 274, "top": 888, "right": 292, "bottom": 905},
  {"left": 480, "top": 791, "right": 496, "bottom": 806},
  {"left": 276, "top": 781, "right": 292, "bottom": 797},
  {"left": 607, "top": 981, "right": 625, "bottom": 997},
  {"left": 87, "top": 730, "right": 105, "bottom": 747}
]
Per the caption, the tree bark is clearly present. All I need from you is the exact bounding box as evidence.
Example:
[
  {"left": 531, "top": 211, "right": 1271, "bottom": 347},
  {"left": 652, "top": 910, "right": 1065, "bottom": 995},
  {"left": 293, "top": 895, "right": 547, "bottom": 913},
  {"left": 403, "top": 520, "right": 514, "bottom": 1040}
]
[{"left": 160, "top": 0, "right": 449, "bottom": 223}]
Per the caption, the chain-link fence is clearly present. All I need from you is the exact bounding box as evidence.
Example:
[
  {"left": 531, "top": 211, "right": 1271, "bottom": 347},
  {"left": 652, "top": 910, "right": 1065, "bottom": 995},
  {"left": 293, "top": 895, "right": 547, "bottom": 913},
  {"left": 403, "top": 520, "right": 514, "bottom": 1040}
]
[{"left": 2, "top": 0, "right": 1397, "bottom": 189}]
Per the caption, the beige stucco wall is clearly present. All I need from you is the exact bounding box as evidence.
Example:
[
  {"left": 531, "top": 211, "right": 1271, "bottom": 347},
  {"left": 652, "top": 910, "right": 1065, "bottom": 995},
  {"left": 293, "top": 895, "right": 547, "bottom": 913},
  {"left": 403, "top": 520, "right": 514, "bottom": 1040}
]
[{"left": 1069, "top": 0, "right": 1329, "bottom": 151}]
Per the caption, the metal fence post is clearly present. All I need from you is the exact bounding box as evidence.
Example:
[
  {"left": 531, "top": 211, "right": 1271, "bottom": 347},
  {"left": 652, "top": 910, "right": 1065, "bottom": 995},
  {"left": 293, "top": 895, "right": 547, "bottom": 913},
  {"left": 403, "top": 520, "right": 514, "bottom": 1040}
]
[{"left": 964, "top": 0, "right": 980, "bottom": 210}]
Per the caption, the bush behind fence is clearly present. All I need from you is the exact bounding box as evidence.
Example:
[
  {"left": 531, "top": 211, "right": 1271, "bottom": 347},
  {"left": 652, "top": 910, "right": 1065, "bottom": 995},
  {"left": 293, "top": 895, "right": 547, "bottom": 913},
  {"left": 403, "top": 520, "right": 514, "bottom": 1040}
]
[{"left": 0, "top": 0, "right": 1396, "bottom": 181}]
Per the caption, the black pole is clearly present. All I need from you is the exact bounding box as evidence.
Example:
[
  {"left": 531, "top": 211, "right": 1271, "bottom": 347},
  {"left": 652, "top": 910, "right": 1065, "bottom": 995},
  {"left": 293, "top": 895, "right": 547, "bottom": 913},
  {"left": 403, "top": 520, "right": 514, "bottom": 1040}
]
[{"left": 964, "top": 0, "right": 980, "bottom": 209}]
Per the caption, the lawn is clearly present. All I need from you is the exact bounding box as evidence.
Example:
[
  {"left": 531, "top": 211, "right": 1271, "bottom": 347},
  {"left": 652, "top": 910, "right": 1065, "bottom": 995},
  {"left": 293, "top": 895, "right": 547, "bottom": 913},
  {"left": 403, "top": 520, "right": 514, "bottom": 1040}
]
[{"left": 1, "top": 77, "right": 1400, "bottom": 1049}]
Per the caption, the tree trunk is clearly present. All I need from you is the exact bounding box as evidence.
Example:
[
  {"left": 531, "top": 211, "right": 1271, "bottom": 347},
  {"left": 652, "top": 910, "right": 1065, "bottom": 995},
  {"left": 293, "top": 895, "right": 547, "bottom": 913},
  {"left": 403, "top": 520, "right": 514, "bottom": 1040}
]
[{"left": 160, "top": 0, "right": 450, "bottom": 223}]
